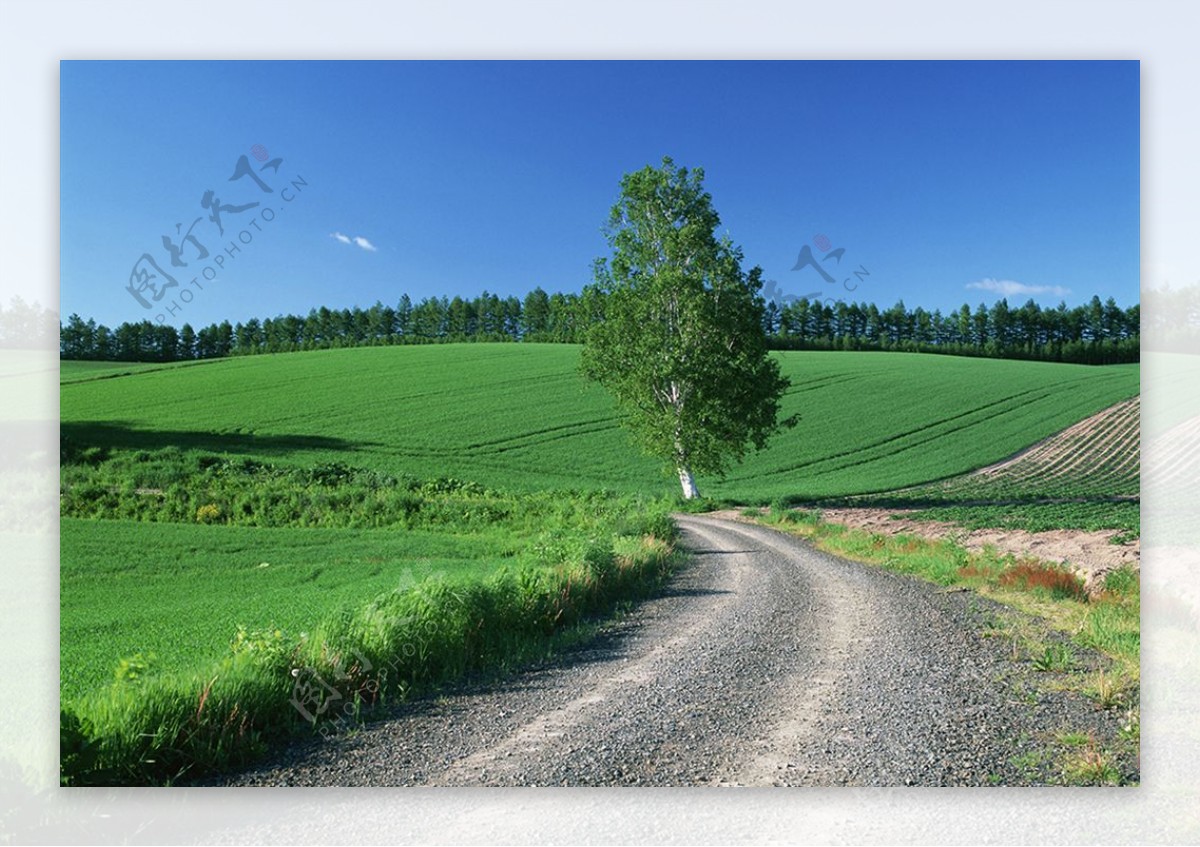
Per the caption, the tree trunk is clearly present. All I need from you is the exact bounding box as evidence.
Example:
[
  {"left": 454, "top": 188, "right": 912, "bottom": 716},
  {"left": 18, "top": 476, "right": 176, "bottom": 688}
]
[{"left": 677, "top": 466, "right": 700, "bottom": 499}]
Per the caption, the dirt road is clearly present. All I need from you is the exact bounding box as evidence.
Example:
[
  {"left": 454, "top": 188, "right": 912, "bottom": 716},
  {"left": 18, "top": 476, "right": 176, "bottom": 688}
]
[{"left": 221, "top": 514, "right": 1133, "bottom": 787}]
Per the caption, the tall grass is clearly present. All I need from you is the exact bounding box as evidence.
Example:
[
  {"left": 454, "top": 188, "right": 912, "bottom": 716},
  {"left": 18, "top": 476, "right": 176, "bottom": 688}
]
[{"left": 60, "top": 448, "right": 571, "bottom": 531}]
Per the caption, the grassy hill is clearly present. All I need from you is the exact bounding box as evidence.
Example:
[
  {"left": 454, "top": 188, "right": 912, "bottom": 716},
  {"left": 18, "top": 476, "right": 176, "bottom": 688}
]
[{"left": 61, "top": 344, "right": 1139, "bottom": 501}]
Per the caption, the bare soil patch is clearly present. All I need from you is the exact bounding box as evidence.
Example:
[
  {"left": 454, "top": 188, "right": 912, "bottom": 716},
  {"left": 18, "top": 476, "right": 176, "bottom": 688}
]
[
  {"left": 711, "top": 507, "right": 1138, "bottom": 594},
  {"left": 820, "top": 507, "right": 1137, "bottom": 594}
]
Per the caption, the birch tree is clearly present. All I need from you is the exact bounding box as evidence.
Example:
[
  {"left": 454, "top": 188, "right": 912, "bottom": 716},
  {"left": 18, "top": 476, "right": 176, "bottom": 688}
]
[{"left": 581, "top": 158, "right": 792, "bottom": 499}]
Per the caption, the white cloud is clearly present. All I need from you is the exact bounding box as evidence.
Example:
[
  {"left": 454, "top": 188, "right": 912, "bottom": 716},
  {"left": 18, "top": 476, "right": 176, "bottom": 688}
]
[
  {"left": 330, "top": 231, "right": 378, "bottom": 252},
  {"left": 966, "top": 278, "right": 1071, "bottom": 298}
]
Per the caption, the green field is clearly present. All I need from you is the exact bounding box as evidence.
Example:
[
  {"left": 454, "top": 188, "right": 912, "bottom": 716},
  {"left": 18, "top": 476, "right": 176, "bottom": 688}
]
[
  {"left": 60, "top": 473, "right": 676, "bottom": 784},
  {"left": 60, "top": 518, "right": 515, "bottom": 702},
  {"left": 60, "top": 466, "right": 669, "bottom": 699},
  {"left": 61, "top": 345, "right": 1139, "bottom": 501}
]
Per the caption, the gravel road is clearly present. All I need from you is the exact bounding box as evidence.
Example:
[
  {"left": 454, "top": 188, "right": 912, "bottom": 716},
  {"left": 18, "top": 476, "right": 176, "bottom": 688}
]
[{"left": 219, "top": 514, "right": 1135, "bottom": 787}]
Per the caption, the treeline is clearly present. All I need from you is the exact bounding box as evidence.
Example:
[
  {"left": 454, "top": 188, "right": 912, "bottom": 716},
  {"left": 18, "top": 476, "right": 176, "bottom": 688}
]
[
  {"left": 59, "top": 289, "right": 592, "bottom": 362},
  {"left": 60, "top": 288, "right": 1139, "bottom": 365},
  {"left": 763, "top": 295, "right": 1139, "bottom": 365}
]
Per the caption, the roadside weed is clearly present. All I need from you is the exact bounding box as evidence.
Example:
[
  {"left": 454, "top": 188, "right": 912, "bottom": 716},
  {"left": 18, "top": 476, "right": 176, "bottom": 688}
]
[
  {"left": 1061, "top": 744, "right": 1121, "bottom": 786},
  {"left": 1032, "top": 643, "right": 1076, "bottom": 673}
]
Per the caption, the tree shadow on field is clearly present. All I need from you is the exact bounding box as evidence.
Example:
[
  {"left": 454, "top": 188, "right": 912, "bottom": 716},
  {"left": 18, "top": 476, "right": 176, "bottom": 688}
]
[{"left": 60, "top": 420, "right": 369, "bottom": 461}]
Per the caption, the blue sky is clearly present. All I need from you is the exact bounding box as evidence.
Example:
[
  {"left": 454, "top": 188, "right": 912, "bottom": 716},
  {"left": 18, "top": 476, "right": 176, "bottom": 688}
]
[{"left": 60, "top": 60, "right": 1139, "bottom": 329}]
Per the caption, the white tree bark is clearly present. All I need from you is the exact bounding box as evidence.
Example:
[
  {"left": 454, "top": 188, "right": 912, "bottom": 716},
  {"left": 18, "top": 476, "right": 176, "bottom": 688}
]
[
  {"left": 671, "top": 402, "right": 699, "bottom": 498},
  {"left": 677, "top": 466, "right": 700, "bottom": 499}
]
